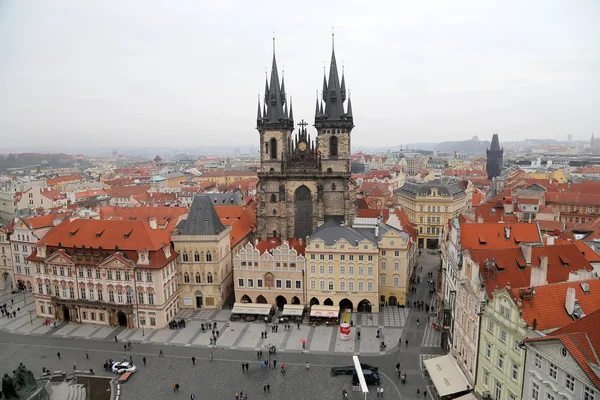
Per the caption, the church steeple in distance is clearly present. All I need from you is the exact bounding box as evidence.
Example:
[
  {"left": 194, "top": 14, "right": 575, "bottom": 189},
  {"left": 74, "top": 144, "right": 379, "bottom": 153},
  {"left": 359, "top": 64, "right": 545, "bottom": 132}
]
[
  {"left": 315, "top": 31, "right": 354, "bottom": 131},
  {"left": 486, "top": 133, "right": 504, "bottom": 180},
  {"left": 257, "top": 34, "right": 293, "bottom": 130}
]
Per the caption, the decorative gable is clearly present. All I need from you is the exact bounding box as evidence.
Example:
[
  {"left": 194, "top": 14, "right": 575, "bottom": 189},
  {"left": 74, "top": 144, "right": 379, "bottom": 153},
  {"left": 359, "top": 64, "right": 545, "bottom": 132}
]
[
  {"left": 137, "top": 249, "right": 150, "bottom": 265},
  {"left": 162, "top": 244, "right": 171, "bottom": 259},
  {"left": 36, "top": 244, "right": 47, "bottom": 258}
]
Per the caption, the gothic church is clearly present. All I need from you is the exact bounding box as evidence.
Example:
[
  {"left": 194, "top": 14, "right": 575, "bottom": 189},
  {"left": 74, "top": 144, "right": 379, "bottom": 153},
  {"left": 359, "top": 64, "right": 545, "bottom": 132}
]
[{"left": 256, "top": 38, "right": 357, "bottom": 240}]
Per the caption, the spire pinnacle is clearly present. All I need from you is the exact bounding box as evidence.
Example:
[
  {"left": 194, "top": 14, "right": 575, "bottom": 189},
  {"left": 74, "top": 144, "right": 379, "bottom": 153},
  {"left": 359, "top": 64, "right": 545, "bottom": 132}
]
[
  {"left": 257, "top": 94, "right": 262, "bottom": 121},
  {"left": 289, "top": 96, "right": 294, "bottom": 121},
  {"left": 315, "top": 91, "right": 320, "bottom": 117},
  {"left": 332, "top": 26, "right": 335, "bottom": 50},
  {"left": 346, "top": 91, "right": 353, "bottom": 117},
  {"left": 272, "top": 31, "right": 275, "bottom": 54}
]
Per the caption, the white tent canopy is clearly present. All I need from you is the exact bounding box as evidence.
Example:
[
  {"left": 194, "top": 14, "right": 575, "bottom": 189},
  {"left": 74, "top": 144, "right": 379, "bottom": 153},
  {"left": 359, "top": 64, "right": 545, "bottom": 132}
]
[
  {"left": 310, "top": 305, "right": 339, "bottom": 318},
  {"left": 282, "top": 304, "right": 304, "bottom": 316},
  {"left": 231, "top": 303, "right": 272, "bottom": 316},
  {"left": 423, "top": 355, "right": 470, "bottom": 397}
]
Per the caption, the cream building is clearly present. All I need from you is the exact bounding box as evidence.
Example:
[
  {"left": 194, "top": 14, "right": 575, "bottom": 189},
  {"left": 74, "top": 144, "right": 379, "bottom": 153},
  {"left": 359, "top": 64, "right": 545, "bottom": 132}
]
[
  {"left": 28, "top": 218, "right": 179, "bottom": 329},
  {"left": 172, "top": 195, "right": 233, "bottom": 309},
  {"left": 395, "top": 180, "right": 468, "bottom": 249},
  {"left": 233, "top": 239, "right": 306, "bottom": 307},
  {"left": 16, "top": 187, "right": 67, "bottom": 212},
  {"left": 0, "top": 226, "right": 13, "bottom": 290}
]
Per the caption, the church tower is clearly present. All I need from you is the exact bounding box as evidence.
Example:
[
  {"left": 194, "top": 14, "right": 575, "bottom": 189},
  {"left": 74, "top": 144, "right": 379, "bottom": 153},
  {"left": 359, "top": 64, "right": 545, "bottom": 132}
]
[
  {"left": 256, "top": 36, "right": 356, "bottom": 241},
  {"left": 486, "top": 133, "right": 503, "bottom": 180}
]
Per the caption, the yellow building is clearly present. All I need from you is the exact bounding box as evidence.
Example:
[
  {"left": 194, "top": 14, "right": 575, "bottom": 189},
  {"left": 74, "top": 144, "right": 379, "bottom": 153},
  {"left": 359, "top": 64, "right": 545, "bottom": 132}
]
[
  {"left": 172, "top": 195, "right": 233, "bottom": 309},
  {"left": 395, "top": 180, "right": 468, "bottom": 249},
  {"left": 526, "top": 169, "right": 567, "bottom": 183},
  {"left": 304, "top": 218, "right": 414, "bottom": 312}
]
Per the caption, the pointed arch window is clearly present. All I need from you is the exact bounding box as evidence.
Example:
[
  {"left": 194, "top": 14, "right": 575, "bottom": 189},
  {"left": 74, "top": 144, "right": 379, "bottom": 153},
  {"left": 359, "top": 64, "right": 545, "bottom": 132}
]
[
  {"left": 329, "top": 136, "right": 338, "bottom": 157},
  {"left": 270, "top": 194, "right": 277, "bottom": 203},
  {"left": 270, "top": 138, "right": 277, "bottom": 159},
  {"left": 207, "top": 272, "right": 213, "bottom": 283},
  {"left": 194, "top": 251, "right": 200, "bottom": 262},
  {"left": 182, "top": 252, "right": 188, "bottom": 262},
  {"left": 195, "top": 273, "right": 201, "bottom": 284},
  {"left": 183, "top": 273, "right": 190, "bottom": 283},
  {"left": 206, "top": 252, "right": 212, "bottom": 262}
]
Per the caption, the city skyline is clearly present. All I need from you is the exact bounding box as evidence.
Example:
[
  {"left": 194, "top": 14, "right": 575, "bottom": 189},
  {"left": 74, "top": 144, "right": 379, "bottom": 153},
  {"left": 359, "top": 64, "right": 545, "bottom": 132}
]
[{"left": 1, "top": 0, "right": 599, "bottom": 150}]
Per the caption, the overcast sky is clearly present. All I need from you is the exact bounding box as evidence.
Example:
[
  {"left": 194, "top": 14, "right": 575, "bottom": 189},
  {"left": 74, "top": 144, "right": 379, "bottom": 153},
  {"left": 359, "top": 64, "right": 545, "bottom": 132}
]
[{"left": 1, "top": 0, "right": 599, "bottom": 152}]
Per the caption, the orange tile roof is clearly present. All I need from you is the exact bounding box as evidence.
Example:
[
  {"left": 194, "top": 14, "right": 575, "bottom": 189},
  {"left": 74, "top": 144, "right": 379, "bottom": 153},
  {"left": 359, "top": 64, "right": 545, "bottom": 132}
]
[
  {"left": 99, "top": 206, "right": 187, "bottom": 231},
  {"left": 474, "top": 244, "right": 594, "bottom": 298},
  {"left": 46, "top": 174, "right": 83, "bottom": 186},
  {"left": 571, "top": 217, "right": 600, "bottom": 241},
  {"left": 25, "top": 215, "right": 58, "bottom": 229},
  {"left": 255, "top": 238, "right": 306, "bottom": 255},
  {"left": 132, "top": 192, "right": 177, "bottom": 204},
  {"left": 546, "top": 192, "right": 600, "bottom": 206},
  {"left": 106, "top": 185, "right": 151, "bottom": 198},
  {"left": 214, "top": 205, "right": 256, "bottom": 247},
  {"left": 471, "top": 189, "right": 485, "bottom": 207},
  {"left": 474, "top": 202, "right": 520, "bottom": 224},
  {"left": 75, "top": 189, "right": 107, "bottom": 199},
  {"left": 460, "top": 222, "right": 541, "bottom": 251},
  {"left": 359, "top": 208, "right": 390, "bottom": 220},
  {"left": 573, "top": 240, "right": 600, "bottom": 262},
  {"left": 516, "top": 197, "right": 539, "bottom": 205},
  {"left": 536, "top": 220, "right": 564, "bottom": 232}
]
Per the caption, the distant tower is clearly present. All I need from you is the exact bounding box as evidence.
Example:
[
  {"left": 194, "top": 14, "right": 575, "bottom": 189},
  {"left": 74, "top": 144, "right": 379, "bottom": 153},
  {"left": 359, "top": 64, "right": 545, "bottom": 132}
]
[
  {"left": 486, "top": 134, "right": 503, "bottom": 180},
  {"left": 567, "top": 134, "right": 573, "bottom": 143},
  {"left": 592, "top": 134, "right": 600, "bottom": 155}
]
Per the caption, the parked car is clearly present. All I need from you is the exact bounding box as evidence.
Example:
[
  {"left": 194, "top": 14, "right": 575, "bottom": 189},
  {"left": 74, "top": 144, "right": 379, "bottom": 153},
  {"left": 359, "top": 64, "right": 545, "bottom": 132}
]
[
  {"left": 111, "top": 362, "right": 137, "bottom": 374},
  {"left": 352, "top": 369, "right": 381, "bottom": 386},
  {"left": 331, "top": 364, "right": 379, "bottom": 376}
]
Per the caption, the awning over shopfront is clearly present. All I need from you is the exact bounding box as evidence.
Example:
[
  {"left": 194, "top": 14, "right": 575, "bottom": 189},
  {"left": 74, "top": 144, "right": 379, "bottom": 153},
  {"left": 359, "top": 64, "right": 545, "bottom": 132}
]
[
  {"left": 282, "top": 304, "right": 305, "bottom": 317},
  {"left": 231, "top": 303, "right": 272, "bottom": 316},
  {"left": 454, "top": 394, "right": 477, "bottom": 400},
  {"left": 423, "top": 355, "right": 470, "bottom": 397},
  {"left": 310, "top": 305, "right": 339, "bottom": 318}
]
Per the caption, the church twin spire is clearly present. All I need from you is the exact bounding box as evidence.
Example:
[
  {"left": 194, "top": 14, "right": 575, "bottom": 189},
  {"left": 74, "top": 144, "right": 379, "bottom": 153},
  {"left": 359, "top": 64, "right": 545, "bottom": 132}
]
[{"left": 257, "top": 37, "right": 294, "bottom": 129}]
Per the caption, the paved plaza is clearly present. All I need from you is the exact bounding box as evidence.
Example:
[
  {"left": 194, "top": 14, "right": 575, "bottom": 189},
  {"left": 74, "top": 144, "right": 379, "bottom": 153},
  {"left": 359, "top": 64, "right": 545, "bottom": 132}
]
[{"left": 0, "top": 252, "right": 444, "bottom": 398}]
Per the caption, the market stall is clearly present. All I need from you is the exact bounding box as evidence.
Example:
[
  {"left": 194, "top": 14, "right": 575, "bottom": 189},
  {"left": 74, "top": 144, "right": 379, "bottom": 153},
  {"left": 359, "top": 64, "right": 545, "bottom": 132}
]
[
  {"left": 308, "top": 305, "right": 339, "bottom": 325},
  {"left": 422, "top": 355, "right": 471, "bottom": 399},
  {"left": 230, "top": 303, "right": 273, "bottom": 322},
  {"left": 280, "top": 304, "right": 305, "bottom": 323}
]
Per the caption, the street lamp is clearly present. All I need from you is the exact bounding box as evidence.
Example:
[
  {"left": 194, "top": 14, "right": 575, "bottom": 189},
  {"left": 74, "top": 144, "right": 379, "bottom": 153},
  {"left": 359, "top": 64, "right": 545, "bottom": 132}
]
[
  {"left": 28, "top": 309, "right": 34, "bottom": 325},
  {"left": 23, "top": 289, "right": 26, "bottom": 306}
]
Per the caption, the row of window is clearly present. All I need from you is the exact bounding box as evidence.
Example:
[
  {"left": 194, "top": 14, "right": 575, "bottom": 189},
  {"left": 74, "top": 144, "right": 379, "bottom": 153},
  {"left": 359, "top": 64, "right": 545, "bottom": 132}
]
[
  {"left": 310, "top": 265, "right": 381, "bottom": 275},
  {"left": 420, "top": 216, "right": 443, "bottom": 224},
  {"left": 309, "top": 279, "right": 374, "bottom": 292},
  {"left": 309, "top": 253, "right": 387, "bottom": 261},
  {"left": 419, "top": 227, "right": 441, "bottom": 235},
  {"left": 238, "top": 278, "right": 301, "bottom": 289},
  {"left": 15, "top": 234, "right": 31, "bottom": 242},
  {"left": 37, "top": 266, "right": 154, "bottom": 282},
  {"left": 557, "top": 204, "right": 599, "bottom": 214},
  {"left": 39, "top": 304, "right": 159, "bottom": 326},
  {"left": 13, "top": 244, "right": 31, "bottom": 252},
  {"left": 181, "top": 251, "right": 213, "bottom": 262},
  {"left": 419, "top": 205, "right": 449, "bottom": 213},
  {"left": 38, "top": 284, "right": 155, "bottom": 305},
  {"left": 531, "top": 351, "right": 595, "bottom": 398},
  {"left": 183, "top": 272, "right": 213, "bottom": 284}
]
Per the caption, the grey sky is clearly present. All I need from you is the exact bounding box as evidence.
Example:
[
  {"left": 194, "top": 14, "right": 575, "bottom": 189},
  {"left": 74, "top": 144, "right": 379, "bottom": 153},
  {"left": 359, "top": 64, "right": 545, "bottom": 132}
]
[{"left": 1, "top": 0, "right": 599, "bottom": 151}]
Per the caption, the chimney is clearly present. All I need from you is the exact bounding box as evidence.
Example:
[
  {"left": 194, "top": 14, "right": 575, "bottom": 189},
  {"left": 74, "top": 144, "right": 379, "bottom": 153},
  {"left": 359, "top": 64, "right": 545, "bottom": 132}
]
[
  {"left": 299, "top": 237, "right": 303, "bottom": 246},
  {"left": 477, "top": 215, "right": 483, "bottom": 224},
  {"left": 375, "top": 224, "right": 379, "bottom": 237},
  {"left": 148, "top": 217, "right": 157, "bottom": 230},
  {"left": 565, "top": 287, "right": 576, "bottom": 315},
  {"left": 504, "top": 226, "right": 511, "bottom": 239},
  {"left": 254, "top": 238, "right": 259, "bottom": 246},
  {"left": 546, "top": 236, "right": 555, "bottom": 245},
  {"left": 530, "top": 255, "right": 548, "bottom": 287},
  {"left": 520, "top": 242, "right": 532, "bottom": 265}
]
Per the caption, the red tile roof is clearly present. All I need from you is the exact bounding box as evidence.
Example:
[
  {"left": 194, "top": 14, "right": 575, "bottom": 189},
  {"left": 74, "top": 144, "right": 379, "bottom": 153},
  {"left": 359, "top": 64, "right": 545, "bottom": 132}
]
[
  {"left": 571, "top": 217, "right": 600, "bottom": 241},
  {"left": 255, "top": 238, "right": 306, "bottom": 255},
  {"left": 474, "top": 244, "right": 594, "bottom": 298},
  {"left": 132, "top": 192, "right": 177, "bottom": 204},
  {"left": 359, "top": 208, "right": 390, "bottom": 220},
  {"left": 573, "top": 240, "right": 600, "bottom": 262},
  {"left": 536, "top": 220, "right": 564, "bottom": 232},
  {"left": 99, "top": 206, "right": 188, "bottom": 231},
  {"left": 25, "top": 215, "right": 59, "bottom": 229},
  {"left": 460, "top": 222, "right": 541, "bottom": 251},
  {"left": 214, "top": 205, "right": 256, "bottom": 247},
  {"left": 106, "top": 185, "right": 151, "bottom": 198},
  {"left": 546, "top": 192, "right": 600, "bottom": 206},
  {"left": 46, "top": 174, "right": 83, "bottom": 186},
  {"left": 474, "top": 202, "right": 520, "bottom": 224}
]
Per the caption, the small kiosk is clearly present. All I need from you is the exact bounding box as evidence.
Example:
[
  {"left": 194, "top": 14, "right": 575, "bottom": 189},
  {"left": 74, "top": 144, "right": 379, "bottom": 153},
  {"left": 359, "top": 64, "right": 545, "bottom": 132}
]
[
  {"left": 308, "top": 305, "right": 339, "bottom": 325},
  {"left": 280, "top": 304, "right": 305, "bottom": 324}
]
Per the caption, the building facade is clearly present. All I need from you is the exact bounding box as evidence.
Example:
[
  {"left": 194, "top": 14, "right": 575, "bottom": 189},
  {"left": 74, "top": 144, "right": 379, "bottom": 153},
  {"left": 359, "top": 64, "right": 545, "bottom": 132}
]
[
  {"left": 28, "top": 219, "right": 179, "bottom": 329},
  {"left": 172, "top": 195, "right": 233, "bottom": 310},
  {"left": 486, "top": 134, "right": 503, "bottom": 180},
  {"left": 395, "top": 180, "right": 468, "bottom": 249},
  {"left": 255, "top": 40, "right": 356, "bottom": 240},
  {"left": 233, "top": 240, "right": 306, "bottom": 307},
  {"left": 15, "top": 187, "right": 68, "bottom": 212},
  {"left": 0, "top": 226, "right": 13, "bottom": 290}
]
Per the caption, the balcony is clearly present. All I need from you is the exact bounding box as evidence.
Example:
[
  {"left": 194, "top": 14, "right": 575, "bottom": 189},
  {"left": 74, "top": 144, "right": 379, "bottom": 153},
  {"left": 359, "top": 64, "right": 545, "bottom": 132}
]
[{"left": 51, "top": 296, "right": 134, "bottom": 310}]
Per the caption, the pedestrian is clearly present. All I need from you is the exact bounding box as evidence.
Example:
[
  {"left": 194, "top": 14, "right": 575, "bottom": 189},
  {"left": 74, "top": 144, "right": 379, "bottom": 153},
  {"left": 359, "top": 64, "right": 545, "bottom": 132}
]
[
  {"left": 261, "top": 332, "right": 264, "bottom": 338},
  {"left": 267, "top": 384, "right": 270, "bottom": 392},
  {"left": 86, "top": 351, "right": 89, "bottom": 359},
  {"left": 114, "top": 336, "right": 118, "bottom": 343},
  {"left": 192, "top": 356, "right": 196, "bottom": 365},
  {"left": 423, "top": 390, "right": 427, "bottom": 397},
  {"left": 143, "top": 357, "right": 146, "bottom": 366},
  {"left": 245, "top": 363, "right": 249, "bottom": 371},
  {"left": 235, "top": 394, "right": 239, "bottom": 400},
  {"left": 263, "top": 384, "right": 267, "bottom": 393},
  {"left": 297, "top": 322, "right": 300, "bottom": 330},
  {"left": 244, "top": 394, "right": 248, "bottom": 400},
  {"left": 273, "top": 359, "right": 277, "bottom": 369},
  {"left": 405, "top": 339, "right": 408, "bottom": 348},
  {"left": 11, "top": 299, "right": 13, "bottom": 305},
  {"left": 395, "top": 362, "right": 400, "bottom": 372},
  {"left": 190, "top": 394, "right": 196, "bottom": 400},
  {"left": 241, "top": 363, "right": 245, "bottom": 372},
  {"left": 173, "top": 383, "right": 177, "bottom": 392},
  {"left": 124, "top": 344, "right": 127, "bottom": 352},
  {"left": 417, "top": 388, "right": 420, "bottom": 397},
  {"left": 260, "top": 361, "right": 265, "bottom": 369},
  {"left": 159, "top": 349, "right": 163, "bottom": 357},
  {"left": 417, "top": 317, "right": 420, "bottom": 326},
  {"left": 275, "top": 324, "right": 278, "bottom": 332},
  {"left": 12, "top": 311, "right": 15, "bottom": 317},
  {"left": 216, "top": 330, "right": 219, "bottom": 336},
  {"left": 306, "top": 362, "right": 310, "bottom": 370},
  {"left": 376, "top": 387, "right": 380, "bottom": 397},
  {"left": 57, "top": 352, "right": 61, "bottom": 359},
  {"left": 124, "top": 355, "right": 127, "bottom": 362},
  {"left": 73, "top": 362, "right": 76, "bottom": 370},
  {"left": 129, "top": 355, "right": 133, "bottom": 364},
  {"left": 127, "top": 341, "right": 131, "bottom": 350}
]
